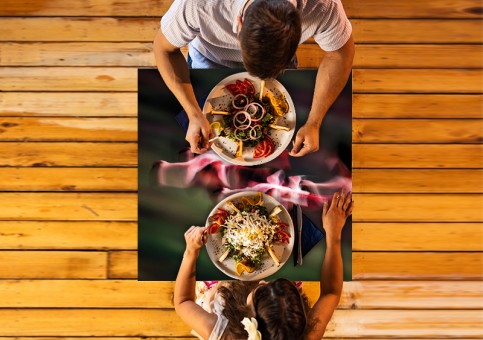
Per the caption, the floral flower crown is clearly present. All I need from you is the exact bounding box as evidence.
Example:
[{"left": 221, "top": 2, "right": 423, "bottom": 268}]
[{"left": 241, "top": 317, "right": 262, "bottom": 340}]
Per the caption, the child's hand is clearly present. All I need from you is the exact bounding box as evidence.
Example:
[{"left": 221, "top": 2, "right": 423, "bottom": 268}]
[
  {"left": 184, "top": 225, "right": 209, "bottom": 256},
  {"left": 322, "top": 190, "right": 353, "bottom": 241}
]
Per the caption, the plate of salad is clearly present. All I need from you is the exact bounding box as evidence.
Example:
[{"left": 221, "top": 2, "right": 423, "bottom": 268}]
[
  {"left": 203, "top": 72, "right": 296, "bottom": 166},
  {"left": 205, "top": 191, "right": 294, "bottom": 280}
]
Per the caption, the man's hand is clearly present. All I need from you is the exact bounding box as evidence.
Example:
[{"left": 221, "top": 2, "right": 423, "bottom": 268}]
[
  {"left": 289, "top": 123, "right": 320, "bottom": 157},
  {"left": 186, "top": 114, "right": 213, "bottom": 154},
  {"left": 322, "top": 190, "right": 353, "bottom": 241}
]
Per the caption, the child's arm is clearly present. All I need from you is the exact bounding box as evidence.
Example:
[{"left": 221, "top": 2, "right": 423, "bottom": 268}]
[
  {"left": 174, "top": 226, "right": 217, "bottom": 339},
  {"left": 305, "top": 190, "right": 353, "bottom": 340}
]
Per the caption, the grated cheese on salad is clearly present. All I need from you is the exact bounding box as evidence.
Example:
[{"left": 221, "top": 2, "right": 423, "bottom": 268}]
[{"left": 223, "top": 210, "right": 276, "bottom": 264}]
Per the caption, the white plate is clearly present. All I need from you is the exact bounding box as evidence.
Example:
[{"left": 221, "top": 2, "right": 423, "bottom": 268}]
[
  {"left": 205, "top": 191, "right": 294, "bottom": 281},
  {"left": 203, "top": 72, "right": 296, "bottom": 166}
]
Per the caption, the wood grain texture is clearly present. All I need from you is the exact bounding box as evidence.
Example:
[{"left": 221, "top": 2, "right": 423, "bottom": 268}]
[
  {"left": 1, "top": 0, "right": 482, "bottom": 18},
  {"left": 352, "top": 19, "right": 483, "bottom": 43},
  {"left": 0, "top": 92, "right": 137, "bottom": 117},
  {"left": 352, "top": 194, "right": 483, "bottom": 222},
  {"left": 353, "top": 119, "right": 483, "bottom": 143},
  {"left": 353, "top": 69, "right": 483, "bottom": 93},
  {"left": 0, "top": 118, "right": 137, "bottom": 141},
  {"left": 1, "top": 280, "right": 481, "bottom": 309},
  {"left": 0, "top": 309, "right": 479, "bottom": 337},
  {"left": 0, "top": 193, "right": 137, "bottom": 221},
  {"left": 0, "top": 251, "right": 107, "bottom": 279},
  {"left": 354, "top": 45, "right": 483, "bottom": 69},
  {"left": 0, "top": 67, "right": 136, "bottom": 91},
  {"left": 0, "top": 221, "right": 137, "bottom": 249},
  {"left": 109, "top": 251, "right": 137, "bottom": 279},
  {"left": 353, "top": 252, "right": 482, "bottom": 280},
  {"left": 0, "top": 142, "right": 137, "bottom": 166},
  {"left": 353, "top": 223, "right": 483, "bottom": 251},
  {"left": 352, "top": 169, "right": 483, "bottom": 193},
  {"left": 108, "top": 250, "right": 483, "bottom": 280},
  {"left": 0, "top": 17, "right": 160, "bottom": 41},
  {"left": 3, "top": 18, "right": 481, "bottom": 43},
  {"left": 344, "top": 0, "right": 483, "bottom": 18},
  {"left": 0, "top": 42, "right": 155, "bottom": 67},
  {"left": 3, "top": 43, "right": 481, "bottom": 69},
  {"left": 0, "top": 0, "right": 173, "bottom": 16},
  {"left": 353, "top": 94, "right": 483, "bottom": 118},
  {"left": 0, "top": 168, "right": 137, "bottom": 191},
  {"left": 353, "top": 144, "right": 483, "bottom": 168}
]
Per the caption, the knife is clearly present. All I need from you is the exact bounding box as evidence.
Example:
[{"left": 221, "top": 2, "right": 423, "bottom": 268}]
[{"left": 296, "top": 205, "right": 303, "bottom": 265}]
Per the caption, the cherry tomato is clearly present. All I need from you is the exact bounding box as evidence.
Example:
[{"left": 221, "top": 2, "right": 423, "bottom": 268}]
[{"left": 209, "top": 223, "right": 221, "bottom": 234}]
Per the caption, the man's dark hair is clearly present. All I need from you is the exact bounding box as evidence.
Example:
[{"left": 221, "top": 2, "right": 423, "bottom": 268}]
[{"left": 240, "top": 0, "right": 302, "bottom": 79}]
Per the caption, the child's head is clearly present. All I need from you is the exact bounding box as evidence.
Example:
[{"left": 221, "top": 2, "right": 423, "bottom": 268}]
[{"left": 251, "top": 278, "right": 308, "bottom": 339}]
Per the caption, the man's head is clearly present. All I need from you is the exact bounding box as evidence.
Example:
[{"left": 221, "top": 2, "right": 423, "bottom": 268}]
[{"left": 239, "top": 0, "right": 301, "bottom": 79}]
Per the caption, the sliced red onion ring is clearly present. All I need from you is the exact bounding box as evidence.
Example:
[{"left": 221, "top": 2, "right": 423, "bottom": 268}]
[
  {"left": 233, "top": 111, "right": 251, "bottom": 129},
  {"left": 249, "top": 125, "right": 262, "bottom": 140},
  {"left": 232, "top": 94, "right": 248, "bottom": 109},
  {"left": 244, "top": 102, "right": 265, "bottom": 122}
]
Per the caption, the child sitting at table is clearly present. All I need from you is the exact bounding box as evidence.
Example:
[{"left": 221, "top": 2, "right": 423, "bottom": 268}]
[{"left": 174, "top": 190, "right": 353, "bottom": 339}]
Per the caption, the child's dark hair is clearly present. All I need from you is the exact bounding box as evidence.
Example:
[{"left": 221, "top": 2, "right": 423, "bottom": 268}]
[
  {"left": 217, "top": 279, "right": 308, "bottom": 339},
  {"left": 253, "top": 278, "right": 309, "bottom": 339}
]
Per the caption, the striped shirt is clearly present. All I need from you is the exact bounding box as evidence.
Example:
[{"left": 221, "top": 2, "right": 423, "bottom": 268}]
[{"left": 161, "top": 0, "right": 352, "bottom": 68}]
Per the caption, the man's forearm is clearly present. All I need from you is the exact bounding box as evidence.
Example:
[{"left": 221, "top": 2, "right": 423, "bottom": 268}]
[
  {"left": 307, "top": 37, "right": 354, "bottom": 129},
  {"left": 320, "top": 234, "right": 343, "bottom": 296},
  {"left": 153, "top": 35, "right": 202, "bottom": 119}
]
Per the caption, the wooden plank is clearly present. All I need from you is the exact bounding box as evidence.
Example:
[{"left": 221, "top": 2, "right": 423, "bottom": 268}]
[
  {"left": 0, "top": 168, "right": 137, "bottom": 191},
  {"left": 4, "top": 68, "right": 480, "bottom": 93},
  {"left": 353, "top": 119, "right": 483, "bottom": 143},
  {"left": 354, "top": 45, "right": 483, "bottom": 69},
  {"left": 0, "top": 67, "right": 136, "bottom": 91},
  {"left": 298, "top": 44, "right": 483, "bottom": 69},
  {"left": 0, "top": 309, "right": 189, "bottom": 337},
  {"left": 353, "top": 94, "right": 483, "bottom": 118},
  {"left": 1, "top": 280, "right": 481, "bottom": 309},
  {"left": 111, "top": 249, "right": 483, "bottom": 280},
  {"left": 353, "top": 252, "right": 482, "bottom": 280},
  {"left": 0, "top": 42, "right": 155, "bottom": 67},
  {"left": 0, "top": 251, "right": 107, "bottom": 279},
  {"left": 353, "top": 194, "right": 483, "bottom": 222},
  {"left": 2, "top": 18, "right": 481, "bottom": 44},
  {"left": 0, "top": 92, "right": 137, "bottom": 117},
  {"left": 353, "top": 223, "right": 482, "bottom": 251},
  {"left": 0, "top": 117, "right": 137, "bottom": 141},
  {"left": 0, "top": 17, "right": 160, "bottom": 42},
  {"left": 0, "top": 193, "right": 137, "bottom": 221},
  {"left": 0, "top": 309, "right": 479, "bottom": 337},
  {"left": 0, "top": 142, "right": 137, "bottom": 166},
  {"left": 0, "top": 221, "right": 137, "bottom": 249},
  {"left": 109, "top": 251, "right": 137, "bottom": 279},
  {"left": 353, "top": 69, "right": 483, "bottom": 93},
  {"left": 352, "top": 19, "right": 483, "bottom": 43},
  {"left": 344, "top": 0, "right": 483, "bottom": 18},
  {"left": 353, "top": 144, "right": 483, "bottom": 168},
  {"left": 0, "top": 0, "right": 481, "bottom": 18},
  {"left": 8, "top": 43, "right": 478, "bottom": 68},
  {"left": 352, "top": 169, "right": 483, "bottom": 193},
  {"left": 0, "top": 0, "right": 172, "bottom": 16}
]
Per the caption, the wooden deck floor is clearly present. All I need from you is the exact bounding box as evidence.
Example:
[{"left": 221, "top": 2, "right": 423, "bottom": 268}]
[{"left": 0, "top": 0, "right": 482, "bottom": 338}]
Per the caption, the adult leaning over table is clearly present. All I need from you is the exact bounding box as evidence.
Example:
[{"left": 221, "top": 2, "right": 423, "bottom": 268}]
[
  {"left": 174, "top": 190, "right": 353, "bottom": 339},
  {"left": 154, "top": 0, "right": 354, "bottom": 156}
]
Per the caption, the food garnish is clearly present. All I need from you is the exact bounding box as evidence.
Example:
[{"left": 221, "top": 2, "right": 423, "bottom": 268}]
[
  {"left": 208, "top": 192, "right": 291, "bottom": 276},
  {"left": 212, "top": 78, "right": 290, "bottom": 159}
]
